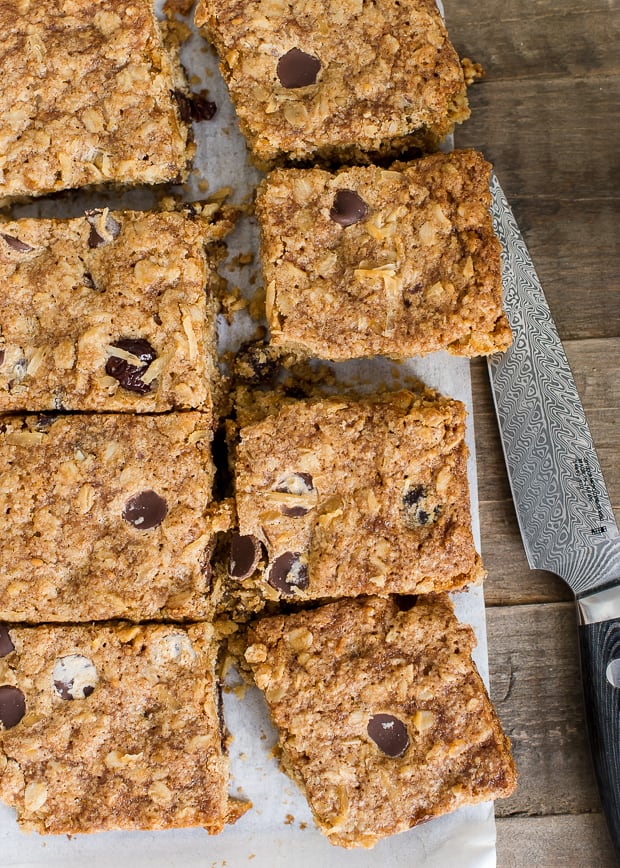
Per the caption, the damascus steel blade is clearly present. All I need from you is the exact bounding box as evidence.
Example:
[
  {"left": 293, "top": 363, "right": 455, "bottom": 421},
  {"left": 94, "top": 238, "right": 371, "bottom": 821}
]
[{"left": 487, "top": 174, "right": 620, "bottom": 597}]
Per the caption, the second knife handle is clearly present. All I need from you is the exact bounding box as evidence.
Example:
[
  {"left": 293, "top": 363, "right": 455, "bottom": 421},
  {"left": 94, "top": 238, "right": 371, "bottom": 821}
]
[{"left": 578, "top": 617, "right": 620, "bottom": 859}]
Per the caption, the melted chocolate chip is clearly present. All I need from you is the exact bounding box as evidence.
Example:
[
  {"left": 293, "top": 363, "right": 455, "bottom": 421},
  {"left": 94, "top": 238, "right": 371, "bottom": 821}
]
[
  {"left": 0, "top": 625, "right": 15, "bottom": 658},
  {"left": 0, "top": 349, "right": 4, "bottom": 367},
  {"left": 402, "top": 483, "right": 442, "bottom": 528},
  {"left": 105, "top": 338, "right": 157, "bottom": 394},
  {"left": 229, "top": 533, "right": 261, "bottom": 580},
  {"left": 123, "top": 490, "right": 168, "bottom": 530},
  {"left": 85, "top": 210, "right": 121, "bottom": 248},
  {"left": 330, "top": 189, "right": 369, "bottom": 227},
  {"left": 0, "top": 685, "right": 26, "bottom": 729},
  {"left": 276, "top": 48, "right": 321, "bottom": 88},
  {"left": 0, "top": 232, "right": 34, "bottom": 253},
  {"left": 174, "top": 90, "right": 217, "bottom": 122},
  {"left": 267, "top": 552, "right": 309, "bottom": 596},
  {"left": 275, "top": 472, "right": 316, "bottom": 517},
  {"left": 367, "top": 713, "right": 410, "bottom": 757},
  {"left": 53, "top": 655, "right": 98, "bottom": 700}
]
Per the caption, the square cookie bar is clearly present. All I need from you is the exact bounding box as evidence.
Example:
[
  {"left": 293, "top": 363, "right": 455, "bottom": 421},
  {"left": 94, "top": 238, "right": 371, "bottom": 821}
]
[
  {"left": 195, "top": 0, "right": 469, "bottom": 167},
  {"left": 0, "top": 0, "right": 192, "bottom": 202},
  {"left": 0, "top": 621, "right": 247, "bottom": 834},
  {"left": 0, "top": 412, "right": 228, "bottom": 623},
  {"left": 245, "top": 595, "right": 517, "bottom": 848},
  {"left": 0, "top": 205, "right": 233, "bottom": 413},
  {"left": 234, "top": 390, "right": 485, "bottom": 603},
  {"left": 258, "top": 150, "right": 512, "bottom": 360}
]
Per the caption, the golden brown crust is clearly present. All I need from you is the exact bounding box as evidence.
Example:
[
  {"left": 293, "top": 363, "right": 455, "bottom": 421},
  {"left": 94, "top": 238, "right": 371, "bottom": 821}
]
[
  {"left": 0, "top": 206, "right": 234, "bottom": 415},
  {"left": 194, "top": 0, "right": 469, "bottom": 167},
  {"left": 0, "top": 622, "right": 248, "bottom": 834},
  {"left": 0, "top": 0, "right": 194, "bottom": 203},
  {"left": 246, "top": 595, "right": 517, "bottom": 848},
  {"left": 257, "top": 150, "right": 512, "bottom": 360},
  {"left": 234, "top": 389, "right": 486, "bottom": 607},
  {"left": 0, "top": 413, "right": 226, "bottom": 623}
]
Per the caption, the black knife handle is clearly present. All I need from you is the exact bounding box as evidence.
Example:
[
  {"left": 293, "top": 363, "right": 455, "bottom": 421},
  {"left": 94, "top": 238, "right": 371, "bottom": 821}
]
[{"left": 578, "top": 617, "right": 620, "bottom": 857}]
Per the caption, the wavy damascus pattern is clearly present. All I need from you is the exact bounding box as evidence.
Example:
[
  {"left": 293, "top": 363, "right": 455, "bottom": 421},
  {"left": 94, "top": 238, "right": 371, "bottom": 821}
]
[{"left": 487, "top": 175, "right": 620, "bottom": 596}]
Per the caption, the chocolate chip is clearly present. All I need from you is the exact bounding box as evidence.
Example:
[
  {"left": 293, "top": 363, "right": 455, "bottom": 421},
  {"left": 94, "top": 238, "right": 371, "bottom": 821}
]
[
  {"left": 229, "top": 533, "right": 261, "bottom": 580},
  {"left": 402, "top": 483, "right": 442, "bottom": 528},
  {"left": 367, "top": 713, "right": 410, "bottom": 757},
  {"left": 275, "top": 472, "right": 316, "bottom": 517},
  {"left": 0, "top": 349, "right": 4, "bottom": 367},
  {"left": 0, "top": 685, "right": 26, "bottom": 729},
  {"left": 330, "top": 190, "right": 369, "bottom": 227},
  {"left": 174, "top": 90, "right": 192, "bottom": 123},
  {"left": 276, "top": 48, "right": 321, "bottom": 88},
  {"left": 0, "top": 625, "right": 14, "bottom": 658},
  {"left": 83, "top": 271, "right": 96, "bottom": 289},
  {"left": 85, "top": 210, "right": 121, "bottom": 248},
  {"left": 394, "top": 594, "right": 418, "bottom": 611},
  {"left": 0, "top": 232, "right": 34, "bottom": 252},
  {"left": 105, "top": 337, "right": 157, "bottom": 394},
  {"left": 267, "top": 552, "right": 309, "bottom": 596},
  {"left": 173, "top": 90, "right": 217, "bottom": 122},
  {"left": 53, "top": 655, "right": 98, "bottom": 701},
  {"left": 190, "top": 94, "right": 216, "bottom": 120},
  {"left": 123, "top": 490, "right": 168, "bottom": 530}
]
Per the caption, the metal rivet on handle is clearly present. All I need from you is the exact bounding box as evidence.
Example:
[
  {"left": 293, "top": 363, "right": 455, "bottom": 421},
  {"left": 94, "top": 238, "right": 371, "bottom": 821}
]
[{"left": 605, "top": 659, "right": 620, "bottom": 688}]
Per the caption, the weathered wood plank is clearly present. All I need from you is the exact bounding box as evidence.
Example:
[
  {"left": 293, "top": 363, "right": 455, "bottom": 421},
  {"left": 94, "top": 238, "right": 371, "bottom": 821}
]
[
  {"left": 471, "top": 340, "right": 620, "bottom": 605},
  {"left": 496, "top": 814, "right": 617, "bottom": 867},
  {"left": 454, "top": 76, "right": 619, "bottom": 201},
  {"left": 495, "top": 202, "right": 620, "bottom": 342},
  {"left": 471, "top": 340, "right": 620, "bottom": 512},
  {"left": 480, "top": 499, "right": 572, "bottom": 606},
  {"left": 445, "top": 1, "right": 620, "bottom": 82},
  {"left": 486, "top": 603, "right": 602, "bottom": 816}
]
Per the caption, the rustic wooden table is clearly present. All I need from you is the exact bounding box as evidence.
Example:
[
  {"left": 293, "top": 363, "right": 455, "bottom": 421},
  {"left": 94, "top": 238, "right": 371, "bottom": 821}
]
[{"left": 444, "top": 0, "right": 620, "bottom": 864}]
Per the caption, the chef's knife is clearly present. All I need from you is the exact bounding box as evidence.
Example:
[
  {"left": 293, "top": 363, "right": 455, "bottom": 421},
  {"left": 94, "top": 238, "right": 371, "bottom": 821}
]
[{"left": 487, "top": 174, "right": 620, "bottom": 856}]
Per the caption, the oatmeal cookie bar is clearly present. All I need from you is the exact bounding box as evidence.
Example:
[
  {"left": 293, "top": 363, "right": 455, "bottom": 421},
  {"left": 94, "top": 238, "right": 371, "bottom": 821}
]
[
  {"left": 0, "top": 0, "right": 193, "bottom": 202},
  {"left": 0, "top": 412, "right": 229, "bottom": 623},
  {"left": 257, "top": 150, "right": 512, "bottom": 360},
  {"left": 194, "top": 0, "right": 469, "bottom": 168},
  {"left": 234, "top": 390, "right": 485, "bottom": 604},
  {"left": 245, "top": 595, "right": 517, "bottom": 848},
  {"left": 0, "top": 205, "right": 233, "bottom": 414},
  {"left": 0, "top": 621, "right": 248, "bottom": 833}
]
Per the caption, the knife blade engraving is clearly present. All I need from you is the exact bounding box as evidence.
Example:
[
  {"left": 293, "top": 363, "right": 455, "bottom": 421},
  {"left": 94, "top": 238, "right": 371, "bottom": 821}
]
[
  {"left": 487, "top": 173, "right": 620, "bottom": 858},
  {"left": 487, "top": 174, "right": 620, "bottom": 597}
]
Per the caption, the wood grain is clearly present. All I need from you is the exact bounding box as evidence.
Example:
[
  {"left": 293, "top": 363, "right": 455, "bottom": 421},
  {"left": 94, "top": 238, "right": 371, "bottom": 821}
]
[
  {"left": 446, "top": 1, "right": 620, "bottom": 82},
  {"left": 496, "top": 814, "right": 617, "bottom": 867},
  {"left": 443, "top": 0, "right": 619, "bottom": 859},
  {"left": 494, "top": 202, "right": 620, "bottom": 342},
  {"left": 455, "top": 76, "right": 619, "bottom": 202},
  {"left": 472, "top": 339, "right": 620, "bottom": 606},
  {"left": 486, "top": 604, "right": 601, "bottom": 816}
]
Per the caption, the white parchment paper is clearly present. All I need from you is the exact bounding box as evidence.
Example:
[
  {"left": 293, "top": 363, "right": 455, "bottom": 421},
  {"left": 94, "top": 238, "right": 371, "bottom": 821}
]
[{"left": 1, "top": 4, "right": 497, "bottom": 866}]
